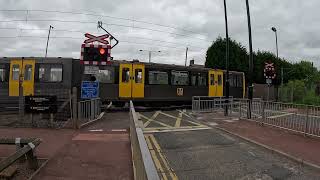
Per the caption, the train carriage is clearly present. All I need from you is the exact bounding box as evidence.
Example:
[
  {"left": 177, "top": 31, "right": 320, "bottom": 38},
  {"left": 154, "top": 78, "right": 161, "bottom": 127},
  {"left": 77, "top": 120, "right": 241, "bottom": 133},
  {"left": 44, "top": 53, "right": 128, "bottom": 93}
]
[
  {"left": 0, "top": 57, "right": 245, "bottom": 109},
  {"left": 81, "top": 60, "right": 246, "bottom": 105},
  {"left": 0, "top": 57, "right": 79, "bottom": 112}
]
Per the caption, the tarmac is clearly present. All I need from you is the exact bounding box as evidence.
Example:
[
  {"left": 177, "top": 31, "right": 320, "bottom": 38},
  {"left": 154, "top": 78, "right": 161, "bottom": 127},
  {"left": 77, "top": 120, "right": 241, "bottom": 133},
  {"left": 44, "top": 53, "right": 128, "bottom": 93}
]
[
  {"left": 139, "top": 110, "right": 320, "bottom": 179},
  {"left": 1, "top": 109, "right": 320, "bottom": 179}
]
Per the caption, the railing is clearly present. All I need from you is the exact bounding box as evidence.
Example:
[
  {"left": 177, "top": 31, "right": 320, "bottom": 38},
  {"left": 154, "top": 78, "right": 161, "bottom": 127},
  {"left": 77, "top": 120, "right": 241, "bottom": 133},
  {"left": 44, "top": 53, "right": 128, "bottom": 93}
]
[
  {"left": 129, "top": 101, "right": 160, "bottom": 180},
  {"left": 238, "top": 99, "right": 320, "bottom": 137},
  {"left": 192, "top": 96, "right": 234, "bottom": 114},
  {"left": 77, "top": 98, "right": 101, "bottom": 123},
  {"left": 0, "top": 138, "right": 41, "bottom": 172}
]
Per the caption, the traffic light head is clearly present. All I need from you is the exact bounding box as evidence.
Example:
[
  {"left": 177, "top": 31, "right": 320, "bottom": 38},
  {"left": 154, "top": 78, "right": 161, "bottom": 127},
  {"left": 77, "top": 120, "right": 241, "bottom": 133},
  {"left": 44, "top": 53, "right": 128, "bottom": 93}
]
[{"left": 83, "top": 45, "right": 110, "bottom": 62}]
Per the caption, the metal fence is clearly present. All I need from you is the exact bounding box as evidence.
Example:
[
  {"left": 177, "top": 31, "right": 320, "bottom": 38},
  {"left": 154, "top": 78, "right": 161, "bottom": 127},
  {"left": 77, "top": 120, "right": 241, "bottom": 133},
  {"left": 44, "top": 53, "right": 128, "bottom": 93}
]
[
  {"left": 238, "top": 99, "right": 320, "bottom": 137},
  {"left": 129, "top": 101, "right": 159, "bottom": 180},
  {"left": 77, "top": 98, "right": 101, "bottom": 124},
  {"left": 192, "top": 96, "right": 234, "bottom": 114},
  {"left": 0, "top": 89, "right": 73, "bottom": 128}
]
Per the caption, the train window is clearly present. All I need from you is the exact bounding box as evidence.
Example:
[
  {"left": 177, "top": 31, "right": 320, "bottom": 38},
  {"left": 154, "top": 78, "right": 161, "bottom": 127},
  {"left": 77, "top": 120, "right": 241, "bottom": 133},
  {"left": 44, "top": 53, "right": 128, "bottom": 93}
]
[
  {"left": 149, "top": 71, "right": 168, "bottom": 85},
  {"left": 229, "top": 74, "right": 235, "bottom": 87},
  {"left": 122, "top": 68, "right": 130, "bottom": 83},
  {"left": 218, "top": 75, "right": 222, "bottom": 85},
  {"left": 198, "top": 73, "right": 207, "bottom": 86},
  {"left": 191, "top": 74, "right": 197, "bottom": 86},
  {"left": 24, "top": 65, "right": 32, "bottom": 81},
  {"left": 210, "top": 74, "right": 214, "bottom": 85},
  {"left": 135, "top": 69, "right": 143, "bottom": 83},
  {"left": 237, "top": 75, "right": 243, "bottom": 87},
  {"left": 233, "top": 75, "right": 237, "bottom": 87},
  {"left": 95, "top": 68, "right": 114, "bottom": 83},
  {"left": 0, "top": 66, "right": 6, "bottom": 82},
  {"left": 12, "top": 65, "right": 20, "bottom": 81},
  {"left": 39, "top": 64, "right": 63, "bottom": 82},
  {"left": 171, "top": 71, "right": 189, "bottom": 86}
]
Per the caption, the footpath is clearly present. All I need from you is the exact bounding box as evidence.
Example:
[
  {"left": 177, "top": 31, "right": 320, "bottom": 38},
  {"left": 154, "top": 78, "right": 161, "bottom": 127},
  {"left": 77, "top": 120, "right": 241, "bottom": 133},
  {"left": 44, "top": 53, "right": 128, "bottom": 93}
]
[{"left": 0, "top": 112, "right": 133, "bottom": 180}]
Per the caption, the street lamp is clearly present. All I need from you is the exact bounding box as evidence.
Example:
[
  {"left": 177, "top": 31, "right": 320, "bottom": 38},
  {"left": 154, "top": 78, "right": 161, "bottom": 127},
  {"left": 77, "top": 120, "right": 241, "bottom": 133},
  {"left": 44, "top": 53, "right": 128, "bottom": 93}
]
[
  {"left": 139, "top": 50, "right": 161, "bottom": 63},
  {"left": 223, "top": 0, "right": 230, "bottom": 116},
  {"left": 271, "top": 27, "right": 279, "bottom": 59}
]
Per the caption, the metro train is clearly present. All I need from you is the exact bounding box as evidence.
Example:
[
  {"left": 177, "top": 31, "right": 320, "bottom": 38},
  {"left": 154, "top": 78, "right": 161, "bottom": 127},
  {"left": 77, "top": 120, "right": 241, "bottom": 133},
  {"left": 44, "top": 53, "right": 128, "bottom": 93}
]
[{"left": 0, "top": 57, "right": 245, "bottom": 107}]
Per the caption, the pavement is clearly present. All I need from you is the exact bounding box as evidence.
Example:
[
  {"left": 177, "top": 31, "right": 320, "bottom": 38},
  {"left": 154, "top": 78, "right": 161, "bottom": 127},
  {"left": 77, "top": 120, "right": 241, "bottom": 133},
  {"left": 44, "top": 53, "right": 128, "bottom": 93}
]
[
  {"left": 0, "top": 111, "right": 133, "bottom": 180},
  {"left": 139, "top": 110, "right": 320, "bottom": 179}
]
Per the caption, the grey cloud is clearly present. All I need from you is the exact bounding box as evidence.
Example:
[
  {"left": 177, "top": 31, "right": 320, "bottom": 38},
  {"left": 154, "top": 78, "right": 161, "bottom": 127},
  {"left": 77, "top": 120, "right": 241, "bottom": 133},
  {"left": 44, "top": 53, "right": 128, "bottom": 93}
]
[{"left": 0, "top": 0, "right": 320, "bottom": 68}]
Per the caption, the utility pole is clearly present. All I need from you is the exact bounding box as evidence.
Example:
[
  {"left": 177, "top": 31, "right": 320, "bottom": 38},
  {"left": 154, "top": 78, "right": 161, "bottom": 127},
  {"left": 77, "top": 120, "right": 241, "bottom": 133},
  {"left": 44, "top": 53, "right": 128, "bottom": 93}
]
[
  {"left": 139, "top": 50, "right": 161, "bottom": 63},
  {"left": 223, "top": 0, "right": 230, "bottom": 116},
  {"left": 246, "top": 0, "right": 254, "bottom": 119},
  {"left": 45, "top": 25, "right": 54, "bottom": 58},
  {"left": 185, "top": 47, "right": 188, "bottom": 66}
]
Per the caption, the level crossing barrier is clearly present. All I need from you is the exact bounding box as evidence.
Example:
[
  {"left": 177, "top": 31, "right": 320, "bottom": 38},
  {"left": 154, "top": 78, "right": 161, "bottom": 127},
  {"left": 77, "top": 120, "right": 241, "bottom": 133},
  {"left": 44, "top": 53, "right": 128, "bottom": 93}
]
[
  {"left": 192, "top": 96, "right": 234, "bottom": 114},
  {"left": 77, "top": 98, "right": 101, "bottom": 124},
  {"left": 238, "top": 99, "right": 320, "bottom": 138},
  {"left": 129, "top": 101, "right": 160, "bottom": 180}
]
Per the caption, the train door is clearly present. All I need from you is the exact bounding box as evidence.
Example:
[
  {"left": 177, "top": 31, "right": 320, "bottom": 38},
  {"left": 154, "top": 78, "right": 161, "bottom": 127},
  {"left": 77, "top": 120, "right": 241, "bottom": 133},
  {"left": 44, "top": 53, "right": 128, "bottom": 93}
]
[
  {"left": 9, "top": 59, "right": 35, "bottom": 96},
  {"left": 132, "top": 64, "right": 145, "bottom": 98},
  {"left": 119, "top": 64, "right": 132, "bottom": 98},
  {"left": 208, "top": 70, "right": 223, "bottom": 97},
  {"left": 119, "top": 63, "right": 145, "bottom": 98},
  {"left": 216, "top": 71, "right": 223, "bottom": 97}
]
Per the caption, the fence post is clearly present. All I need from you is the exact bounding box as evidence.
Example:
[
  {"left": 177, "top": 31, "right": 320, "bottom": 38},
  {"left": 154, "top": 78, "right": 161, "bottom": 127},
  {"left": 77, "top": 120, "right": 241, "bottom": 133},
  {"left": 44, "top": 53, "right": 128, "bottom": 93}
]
[
  {"left": 262, "top": 101, "right": 265, "bottom": 125},
  {"left": 90, "top": 100, "right": 94, "bottom": 120},
  {"left": 72, "top": 87, "right": 78, "bottom": 129},
  {"left": 304, "top": 106, "right": 309, "bottom": 136},
  {"left": 239, "top": 100, "right": 242, "bottom": 119}
]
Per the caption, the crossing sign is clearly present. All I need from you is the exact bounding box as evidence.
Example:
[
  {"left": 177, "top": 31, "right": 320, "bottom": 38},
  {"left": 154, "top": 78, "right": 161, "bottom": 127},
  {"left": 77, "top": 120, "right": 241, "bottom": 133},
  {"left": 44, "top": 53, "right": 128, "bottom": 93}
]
[
  {"left": 81, "top": 81, "right": 99, "bottom": 99},
  {"left": 84, "top": 33, "right": 110, "bottom": 45}
]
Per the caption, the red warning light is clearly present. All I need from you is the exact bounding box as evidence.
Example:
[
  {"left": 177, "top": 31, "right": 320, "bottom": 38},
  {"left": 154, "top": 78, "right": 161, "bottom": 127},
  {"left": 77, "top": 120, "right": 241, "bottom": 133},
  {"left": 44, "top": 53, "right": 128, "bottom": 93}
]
[{"left": 99, "top": 48, "right": 105, "bottom": 55}]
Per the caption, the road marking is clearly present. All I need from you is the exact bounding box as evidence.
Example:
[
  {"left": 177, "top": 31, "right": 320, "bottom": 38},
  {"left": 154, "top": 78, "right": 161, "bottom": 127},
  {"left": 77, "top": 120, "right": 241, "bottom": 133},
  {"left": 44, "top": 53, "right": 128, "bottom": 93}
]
[
  {"left": 145, "top": 135, "right": 168, "bottom": 180},
  {"left": 175, "top": 112, "right": 182, "bottom": 127},
  {"left": 159, "top": 111, "right": 178, "bottom": 119},
  {"left": 89, "top": 129, "right": 103, "bottom": 132},
  {"left": 111, "top": 129, "right": 127, "bottom": 132},
  {"left": 139, "top": 113, "right": 172, "bottom": 128},
  {"left": 144, "top": 111, "right": 161, "bottom": 127},
  {"left": 144, "top": 127, "right": 211, "bottom": 133},
  {"left": 148, "top": 134, "right": 178, "bottom": 180}
]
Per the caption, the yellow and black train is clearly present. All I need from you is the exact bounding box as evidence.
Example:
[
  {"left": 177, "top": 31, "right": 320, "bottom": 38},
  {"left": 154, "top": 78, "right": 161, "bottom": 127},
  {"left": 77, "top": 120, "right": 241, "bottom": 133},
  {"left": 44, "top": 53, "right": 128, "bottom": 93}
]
[{"left": 0, "top": 57, "right": 245, "bottom": 108}]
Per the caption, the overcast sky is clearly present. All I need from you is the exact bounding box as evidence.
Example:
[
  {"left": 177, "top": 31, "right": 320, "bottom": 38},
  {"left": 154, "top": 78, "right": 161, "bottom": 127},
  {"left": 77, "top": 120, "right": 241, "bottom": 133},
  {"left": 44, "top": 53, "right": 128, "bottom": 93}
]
[{"left": 0, "top": 0, "right": 319, "bottom": 67}]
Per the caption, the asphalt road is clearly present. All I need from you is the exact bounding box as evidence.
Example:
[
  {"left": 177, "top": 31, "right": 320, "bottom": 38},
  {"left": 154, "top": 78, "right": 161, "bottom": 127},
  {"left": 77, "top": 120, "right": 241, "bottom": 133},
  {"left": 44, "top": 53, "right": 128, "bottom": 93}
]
[{"left": 140, "top": 110, "right": 320, "bottom": 180}]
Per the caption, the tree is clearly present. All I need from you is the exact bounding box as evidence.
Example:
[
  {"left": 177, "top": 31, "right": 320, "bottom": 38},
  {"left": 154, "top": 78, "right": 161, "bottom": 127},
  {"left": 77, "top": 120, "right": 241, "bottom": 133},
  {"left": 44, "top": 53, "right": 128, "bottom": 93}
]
[{"left": 205, "top": 37, "right": 248, "bottom": 75}]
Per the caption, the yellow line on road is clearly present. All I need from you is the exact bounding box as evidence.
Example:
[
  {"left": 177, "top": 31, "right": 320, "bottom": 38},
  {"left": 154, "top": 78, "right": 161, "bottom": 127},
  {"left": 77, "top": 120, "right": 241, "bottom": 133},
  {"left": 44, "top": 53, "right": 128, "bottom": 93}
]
[
  {"left": 144, "top": 111, "right": 161, "bottom": 127},
  {"left": 159, "top": 111, "right": 179, "bottom": 119},
  {"left": 175, "top": 112, "right": 182, "bottom": 127},
  {"left": 139, "top": 113, "right": 172, "bottom": 128},
  {"left": 145, "top": 135, "right": 168, "bottom": 180},
  {"left": 150, "top": 135, "right": 178, "bottom": 180}
]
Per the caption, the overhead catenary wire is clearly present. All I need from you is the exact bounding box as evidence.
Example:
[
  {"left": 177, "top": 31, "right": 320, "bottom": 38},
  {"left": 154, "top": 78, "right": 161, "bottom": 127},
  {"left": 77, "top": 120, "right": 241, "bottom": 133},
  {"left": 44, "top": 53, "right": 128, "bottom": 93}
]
[
  {"left": 0, "top": 35, "right": 206, "bottom": 51},
  {"left": 0, "top": 9, "right": 208, "bottom": 36},
  {"left": 0, "top": 27, "right": 208, "bottom": 50},
  {"left": 0, "top": 19, "right": 211, "bottom": 42}
]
